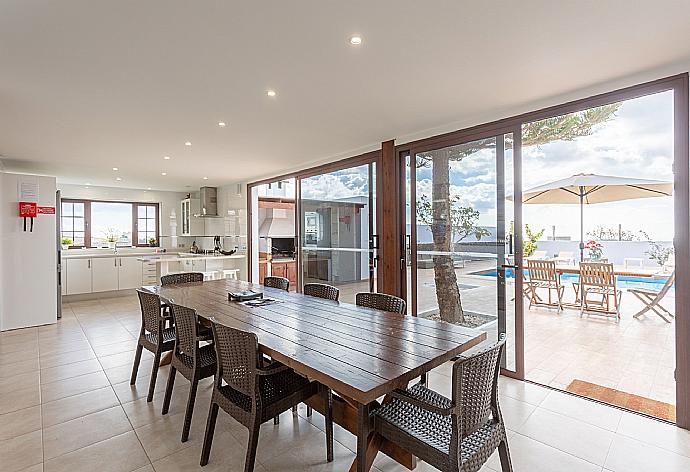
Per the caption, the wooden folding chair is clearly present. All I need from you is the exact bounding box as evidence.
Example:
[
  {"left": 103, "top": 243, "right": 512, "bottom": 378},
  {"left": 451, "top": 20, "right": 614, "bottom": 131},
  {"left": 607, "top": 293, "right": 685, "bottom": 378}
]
[
  {"left": 629, "top": 271, "right": 675, "bottom": 323},
  {"left": 526, "top": 259, "right": 564, "bottom": 311},
  {"left": 577, "top": 262, "right": 622, "bottom": 319}
]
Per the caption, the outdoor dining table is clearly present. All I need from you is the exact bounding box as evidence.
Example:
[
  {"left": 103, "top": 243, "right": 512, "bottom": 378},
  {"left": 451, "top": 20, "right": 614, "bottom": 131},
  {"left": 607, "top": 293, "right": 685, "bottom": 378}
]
[
  {"left": 554, "top": 264, "right": 661, "bottom": 278},
  {"left": 144, "top": 278, "right": 486, "bottom": 472}
]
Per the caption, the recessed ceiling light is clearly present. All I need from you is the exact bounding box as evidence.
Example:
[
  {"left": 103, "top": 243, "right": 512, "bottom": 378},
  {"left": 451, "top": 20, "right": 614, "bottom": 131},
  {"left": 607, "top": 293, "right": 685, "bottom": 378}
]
[
  {"left": 266, "top": 90, "right": 276, "bottom": 97},
  {"left": 163, "top": 156, "right": 171, "bottom": 160},
  {"left": 349, "top": 35, "right": 362, "bottom": 45},
  {"left": 161, "top": 172, "right": 167, "bottom": 176},
  {"left": 218, "top": 121, "right": 226, "bottom": 127},
  {"left": 147, "top": 187, "right": 152, "bottom": 190},
  {"left": 85, "top": 182, "right": 91, "bottom": 186},
  {"left": 203, "top": 176, "right": 209, "bottom": 180},
  {"left": 184, "top": 141, "right": 192, "bottom": 146},
  {"left": 116, "top": 177, "right": 122, "bottom": 181},
  {"left": 112, "top": 167, "right": 119, "bottom": 171}
]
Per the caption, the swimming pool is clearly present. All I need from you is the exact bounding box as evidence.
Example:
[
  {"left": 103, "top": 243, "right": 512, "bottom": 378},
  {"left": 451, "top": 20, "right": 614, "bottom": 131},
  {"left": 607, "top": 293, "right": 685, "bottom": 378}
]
[{"left": 473, "top": 268, "right": 673, "bottom": 290}]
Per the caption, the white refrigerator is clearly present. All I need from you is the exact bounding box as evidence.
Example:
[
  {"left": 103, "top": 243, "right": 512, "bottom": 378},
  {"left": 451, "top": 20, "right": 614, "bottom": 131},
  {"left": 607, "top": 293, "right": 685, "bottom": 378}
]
[{"left": 0, "top": 172, "right": 58, "bottom": 331}]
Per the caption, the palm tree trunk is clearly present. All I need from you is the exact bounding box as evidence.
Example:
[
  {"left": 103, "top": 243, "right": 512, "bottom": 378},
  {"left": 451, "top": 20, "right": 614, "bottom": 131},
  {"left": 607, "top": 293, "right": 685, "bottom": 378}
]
[{"left": 431, "top": 149, "right": 465, "bottom": 323}]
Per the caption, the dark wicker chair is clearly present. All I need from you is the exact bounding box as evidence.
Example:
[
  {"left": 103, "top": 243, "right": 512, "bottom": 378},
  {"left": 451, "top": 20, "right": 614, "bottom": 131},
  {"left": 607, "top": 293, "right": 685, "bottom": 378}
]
[
  {"left": 356, "top": 292, "right": 406, "bottom": 314},
  {"left": 161, "top": 272, "right": 204, "bottom": 285},
  {"left": 200, "top": 323, "right": 333, "bottom": 471},
  {"left": 263, "top": 276, "right": 290, "bottom": 291},
  {"left": 372, "top": 336, "right": 512, "bottom": 472},
  {"left": 162, "top": 304, "right": 217, "bottom": 442},
  {"left": 303, "top": 283, "right": 340, "bottom": 301},
  {"left": 131, "top": 289, "right": 176, "bottom": 402}
]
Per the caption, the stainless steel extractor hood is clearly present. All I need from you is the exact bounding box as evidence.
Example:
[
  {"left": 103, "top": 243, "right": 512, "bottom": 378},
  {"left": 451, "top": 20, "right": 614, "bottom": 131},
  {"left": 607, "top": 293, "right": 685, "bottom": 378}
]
[
  {"left": 195, "top": 186, "right": 220, "bottom": 218},
  {"left": 258, "top": 208, "right": 295, "bottom": 238}
]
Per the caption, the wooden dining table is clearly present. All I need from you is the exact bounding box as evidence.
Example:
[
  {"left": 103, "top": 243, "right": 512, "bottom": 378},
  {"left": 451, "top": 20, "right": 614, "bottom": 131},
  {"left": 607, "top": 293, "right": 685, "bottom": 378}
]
[{"left": 144, "top": 278, "right": 486, "bottom": 472}]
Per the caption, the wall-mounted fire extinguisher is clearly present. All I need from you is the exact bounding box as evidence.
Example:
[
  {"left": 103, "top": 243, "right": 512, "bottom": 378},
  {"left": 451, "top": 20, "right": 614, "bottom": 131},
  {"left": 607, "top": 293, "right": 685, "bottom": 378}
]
[{"left": 19, "top": 202, "right": 38, "bottom": 232}]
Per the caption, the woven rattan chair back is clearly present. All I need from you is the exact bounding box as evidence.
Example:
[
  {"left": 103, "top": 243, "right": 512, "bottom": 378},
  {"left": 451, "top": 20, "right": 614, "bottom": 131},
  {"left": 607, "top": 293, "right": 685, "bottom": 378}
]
[
  {"left": 526, "top": 259, "right": 558, "bottom": 283},
  {"left": 356, "top": 292, "right": 406, "bottom": 314},
  {"left": 169, "top": 303, "right": 199, "bottom": 355},
  {"left": 451, "top": 335, "right": 506, "bottom": 443},
  {"left": 160, "top": 272, "right": 204, "bottom": 285},
  {"left": 211, "top": 322, "right": 259, "bottom": 398},
  {"left": 137, "top": 289, "right": 163, "bottom": 335},
  {"left": 303, "top": 283, "right": 340, "bottom": 301},
  {"left": 263, "top": 276, "right": 290, "bottom": 291}
]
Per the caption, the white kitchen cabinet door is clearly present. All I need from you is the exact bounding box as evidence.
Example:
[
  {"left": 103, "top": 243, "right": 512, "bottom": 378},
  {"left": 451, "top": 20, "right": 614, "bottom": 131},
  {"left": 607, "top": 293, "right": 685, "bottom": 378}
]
[
  {"left": 65, "top": 258, "right": 92, "bottom": 294},
  {"left": 118, "top": 257, "right": 143, "bottom": 289},
  {"left": 192, "top": 259, "right": 206, "bottom": 271},
  {"left": 91, "top": 257, "right": 119, "bottom": 292}
]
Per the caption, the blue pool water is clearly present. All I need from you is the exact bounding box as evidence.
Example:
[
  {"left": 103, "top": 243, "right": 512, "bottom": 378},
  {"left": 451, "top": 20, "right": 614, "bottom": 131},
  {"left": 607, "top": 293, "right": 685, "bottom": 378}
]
[{"left": 474, "top": 269, "right": 672, "bottom": 291}]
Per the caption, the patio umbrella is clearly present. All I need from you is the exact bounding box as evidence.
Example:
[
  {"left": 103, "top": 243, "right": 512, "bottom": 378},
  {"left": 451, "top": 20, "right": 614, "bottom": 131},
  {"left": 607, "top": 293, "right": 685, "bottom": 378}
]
[{"left": 508, "top": 173, "right": 673, "bottom": 261}]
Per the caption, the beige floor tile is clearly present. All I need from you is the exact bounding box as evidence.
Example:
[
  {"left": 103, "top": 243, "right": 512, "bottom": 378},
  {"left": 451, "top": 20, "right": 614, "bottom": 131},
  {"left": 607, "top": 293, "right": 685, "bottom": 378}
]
[
  {"left": 39, "top": 348, "right": 96, "bottom": 369},
  {"left": 40, "top": 371, "right": 110, "bottom": 403},
  {"left": 0, "top": 370, "right": 40, "bottom": 395},
  {"left": 616, "top": 412, "right": 690, "bottom": 458},
  {"left": 39, "top": 358, "right": 103, "bottom": 384},
  {"left": 43, "top": 405, "right": 132, "bottom": 460},
  {"left": 0, "top": 405, "right": 42, "bottom": 441},
  {"left": 0, "top": 429, "right": 43, "bottom": 472},
  {"left": 0, "top": 358, "right": 40, "bottom": 379},
  {"left": 44, "top": 431, "right": 150, "bottom": 472},
  {"left": 134, "top": 409, "right": 206, "bottom": 461},
  {"left": 605, "top": 434, "right": 690, "bottom": 472},
  {"left": 105, "top": 357, "right": 153, "bottom": 385},
  {"left": 0, "top": 384, "right": 41, "bottom": 415},
  {"left": 123, "top": 383, "right": 191, "bottom": 429},
  {"left": 42, "top": 386, "right": 119, "bottom": 427},
  {"left": 111, "top": 367, "right": 170, "bottom": 404},
  {"left": 540, "top": 390, "right": 623, "bottom": 431},
  {"left": 486, "top": 432, "right": 601, "bottom": 472},
  {"left": 151, "top": 429, "right": 266, "bottom": 472},
  {"left": 518, "top": 408, "right": 613, "bottom": 465},
  {"left": 98, "top": 350, "right": 139, "bottom": 370},
  {"left": 498, "top": 377, "right": 549, "bottom": 406},
  {"left": 92, "top": 339, "right": 140, "bottom": 358}
]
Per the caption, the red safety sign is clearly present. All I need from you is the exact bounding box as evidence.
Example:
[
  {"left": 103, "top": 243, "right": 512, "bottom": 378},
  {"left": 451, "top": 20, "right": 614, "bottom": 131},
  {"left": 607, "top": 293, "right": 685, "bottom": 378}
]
[{"left": 38, "top": 206, "right": 56, "bottom": 214}]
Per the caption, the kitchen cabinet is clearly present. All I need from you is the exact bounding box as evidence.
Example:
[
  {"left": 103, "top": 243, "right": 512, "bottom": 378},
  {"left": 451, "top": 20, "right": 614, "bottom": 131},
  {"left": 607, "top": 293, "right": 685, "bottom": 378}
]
[
  {"left": 92, "top": 257, "right": 119, "bottom": 292},
  {"left": 258, "top": 261, "right": 267, "bottom": 284},
  {"left": 181, "top": 258, "right": 206, "bottom": 272},
  {"left": 270, "top": 260, "right": 297, "bottom": 288},
  {"left": 180, "top": 198, "right": 204, "bottom": 236},
  {"left": 118, "top": 257, "right": 143, "bottom": 289},
  {"left": 142, "top": 261, "right": 158, "bottom": 286},
  {"left": 65, "top": 258, "right": 92, "bottom": 294}
]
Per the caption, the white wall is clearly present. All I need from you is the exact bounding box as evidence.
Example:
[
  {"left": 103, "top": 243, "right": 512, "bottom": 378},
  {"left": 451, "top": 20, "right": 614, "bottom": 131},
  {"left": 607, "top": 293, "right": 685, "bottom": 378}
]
[
  {"left": 1, "top": 173, "right": 57, "bottom": 331},
  {"left": 58, "top": 184, "right": 189, "bottom": 250},
  {"left": 535, "top": 239, "right": 674, "bottom": 268}
]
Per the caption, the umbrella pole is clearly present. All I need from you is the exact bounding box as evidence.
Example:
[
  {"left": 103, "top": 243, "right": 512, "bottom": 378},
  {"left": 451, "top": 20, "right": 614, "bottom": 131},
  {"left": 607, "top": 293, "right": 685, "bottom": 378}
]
[{"left": 579, "top": 187, "right": 584, "bottom": 262}]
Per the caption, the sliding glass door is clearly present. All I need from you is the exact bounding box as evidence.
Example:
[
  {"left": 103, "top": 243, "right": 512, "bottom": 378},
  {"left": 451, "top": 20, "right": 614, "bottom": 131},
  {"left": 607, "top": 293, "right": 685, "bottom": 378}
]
[
  {"left": 405, "top": 131, "right": 522, "bottom": 375},
  {"left": 298, "top": 162, "right": 377, "bottom": 303}
]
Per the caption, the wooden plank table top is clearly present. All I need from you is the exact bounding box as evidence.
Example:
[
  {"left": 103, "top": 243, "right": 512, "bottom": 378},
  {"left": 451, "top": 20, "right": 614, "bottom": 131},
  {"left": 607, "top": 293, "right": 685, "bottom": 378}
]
[{"left": 145, "top": 278, "right": 486, "bottom": 405}]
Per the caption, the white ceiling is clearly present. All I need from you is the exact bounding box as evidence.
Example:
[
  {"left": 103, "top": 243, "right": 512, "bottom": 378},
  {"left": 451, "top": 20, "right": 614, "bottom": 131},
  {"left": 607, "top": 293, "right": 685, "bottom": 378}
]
[{"left": 1, "top": 1, "right": 689, "bottom": 192}]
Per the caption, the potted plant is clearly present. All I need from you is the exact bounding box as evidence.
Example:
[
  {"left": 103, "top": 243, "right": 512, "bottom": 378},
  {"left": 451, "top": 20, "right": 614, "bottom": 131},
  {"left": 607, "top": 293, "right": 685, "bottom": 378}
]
[
  {"left": 584, "top": 240, "right": 603, "bottom": 260},
  {"left": 103, "top": 228, "right": 119, "bottom": 249},
  {"left": 148, "top": 237, "right": 157, "bottom": 247},
  {"left": 61, "top": 237, "right": 73, "bottom": 250}
]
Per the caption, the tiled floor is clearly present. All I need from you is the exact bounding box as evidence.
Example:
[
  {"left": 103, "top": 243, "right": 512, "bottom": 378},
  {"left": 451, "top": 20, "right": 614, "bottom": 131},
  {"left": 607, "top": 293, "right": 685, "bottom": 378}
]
[{"left": 1, "top": 294, "right": 689, "bottom": 472}]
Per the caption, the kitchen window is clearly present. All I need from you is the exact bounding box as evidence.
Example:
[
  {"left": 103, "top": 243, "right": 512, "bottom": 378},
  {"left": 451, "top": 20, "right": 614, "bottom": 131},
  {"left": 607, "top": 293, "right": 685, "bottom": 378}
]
[{"left": 60, "top": 199, "right": 159, "bottom": 248}]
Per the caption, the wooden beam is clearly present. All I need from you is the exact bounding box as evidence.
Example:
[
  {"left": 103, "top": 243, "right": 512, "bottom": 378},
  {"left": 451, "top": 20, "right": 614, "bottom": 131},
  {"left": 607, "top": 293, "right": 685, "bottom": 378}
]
[{"left": 379, "top": 140, "right": 402, "bottom": 296}]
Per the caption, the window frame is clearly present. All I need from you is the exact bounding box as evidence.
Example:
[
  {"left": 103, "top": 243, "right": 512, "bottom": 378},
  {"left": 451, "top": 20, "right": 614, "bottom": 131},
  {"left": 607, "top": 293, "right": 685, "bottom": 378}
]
[{"left": 59, "top": 198, "right": 160, "bottom": 248}]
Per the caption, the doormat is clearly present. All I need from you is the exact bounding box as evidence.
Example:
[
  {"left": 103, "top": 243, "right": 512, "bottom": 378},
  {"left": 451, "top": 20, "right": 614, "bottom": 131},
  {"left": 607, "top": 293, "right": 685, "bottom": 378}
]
[{"left": 566, "top": 379, "right": 675, "bottom": 422}]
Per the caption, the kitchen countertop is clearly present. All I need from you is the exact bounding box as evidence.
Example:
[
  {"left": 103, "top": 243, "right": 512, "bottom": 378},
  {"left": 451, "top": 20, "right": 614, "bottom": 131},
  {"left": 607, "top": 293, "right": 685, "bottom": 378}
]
[
  {"left": 136, "top": 254, "right": 245, "bottom": 263},
  {"left": 62, "top": 251, "right": 166, "bottom": 260}
]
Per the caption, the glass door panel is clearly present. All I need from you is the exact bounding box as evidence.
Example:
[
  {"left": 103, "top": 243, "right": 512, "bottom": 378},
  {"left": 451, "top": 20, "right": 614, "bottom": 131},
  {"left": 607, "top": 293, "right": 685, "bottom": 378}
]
[
  {"left": 299, "top": 163, "right": 376, "bottom": 304},
  {"left": 407, "top": 133, "right": 520, "bottom": 374}
]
